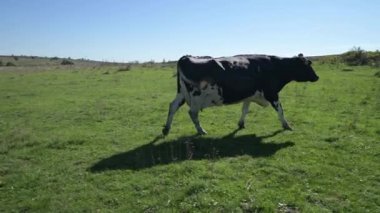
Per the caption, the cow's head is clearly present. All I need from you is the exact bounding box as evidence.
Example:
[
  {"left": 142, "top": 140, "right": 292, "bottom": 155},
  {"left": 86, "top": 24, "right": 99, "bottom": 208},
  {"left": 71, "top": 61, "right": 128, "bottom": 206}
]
[{"left": 291, "top": 53, "right": 319, "bottom": 82}]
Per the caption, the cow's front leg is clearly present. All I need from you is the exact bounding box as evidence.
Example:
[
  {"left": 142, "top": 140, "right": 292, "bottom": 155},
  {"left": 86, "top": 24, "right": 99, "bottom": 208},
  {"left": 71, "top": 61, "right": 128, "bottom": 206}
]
[
  {"left": 162, "top": 93, "right": 185, "bottom": 135},
  {"left": 188, "top": 109, "right": 207, "bottom": 135},
  {"left": 238, "top": 101, "right": 250, "bottom": 129},
  {"left": 270, "top": 100, "right": 292, "bottom": 130}
]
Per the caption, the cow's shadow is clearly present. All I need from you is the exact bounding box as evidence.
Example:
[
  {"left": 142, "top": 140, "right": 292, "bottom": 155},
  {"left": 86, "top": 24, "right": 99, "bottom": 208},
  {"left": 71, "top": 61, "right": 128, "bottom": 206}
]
[{"left": 89, "top": 129, "right": 293, "bottom": 172}]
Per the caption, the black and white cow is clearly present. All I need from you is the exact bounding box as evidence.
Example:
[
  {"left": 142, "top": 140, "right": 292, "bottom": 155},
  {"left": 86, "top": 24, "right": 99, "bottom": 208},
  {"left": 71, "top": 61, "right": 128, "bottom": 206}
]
[{"left": 162, "top": 54, "right": 319, "bottom": 135}]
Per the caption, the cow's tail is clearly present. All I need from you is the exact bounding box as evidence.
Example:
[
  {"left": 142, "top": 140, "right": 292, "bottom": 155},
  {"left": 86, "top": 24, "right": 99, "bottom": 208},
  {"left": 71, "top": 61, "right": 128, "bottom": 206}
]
[
  {"left": 176, "top": 55, "right": 190, "bottom": 94},
  {"left": 177, "top": 56, "right": 192, "bottom": 106}
]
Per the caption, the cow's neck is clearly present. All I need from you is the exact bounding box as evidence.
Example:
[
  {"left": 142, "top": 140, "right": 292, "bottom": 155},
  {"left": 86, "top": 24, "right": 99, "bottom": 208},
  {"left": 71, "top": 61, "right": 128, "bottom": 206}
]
[
  {"left": 278, "top": 58, "right": 294, "bottom": 90},
  {"left": 270, "top": 59, "right": 294, "bottom": 93},
  {"left": 276, "top": 77, "right": 291, "bottom": 92}
]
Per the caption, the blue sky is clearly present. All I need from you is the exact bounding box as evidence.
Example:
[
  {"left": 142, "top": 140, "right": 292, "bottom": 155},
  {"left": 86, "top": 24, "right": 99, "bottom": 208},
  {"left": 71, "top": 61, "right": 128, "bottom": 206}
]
[{"left": 1, "top": 0, "right": 379, "bottom": 62}]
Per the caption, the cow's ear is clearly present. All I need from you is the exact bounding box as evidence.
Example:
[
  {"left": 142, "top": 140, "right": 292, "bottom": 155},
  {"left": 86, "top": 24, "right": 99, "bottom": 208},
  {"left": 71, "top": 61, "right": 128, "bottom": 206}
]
[
  {"left": 212, "top": 59, "right": 225, "bottom": 71},
  {"left": 297, "top": 53, "right": 311, "bottom": 65}
]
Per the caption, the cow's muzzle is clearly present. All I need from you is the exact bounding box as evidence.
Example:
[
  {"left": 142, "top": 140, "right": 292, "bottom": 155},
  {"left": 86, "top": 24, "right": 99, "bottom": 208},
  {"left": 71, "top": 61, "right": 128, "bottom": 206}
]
[{"left": 310, "top": 76, "right": 319, "bottom": 82}]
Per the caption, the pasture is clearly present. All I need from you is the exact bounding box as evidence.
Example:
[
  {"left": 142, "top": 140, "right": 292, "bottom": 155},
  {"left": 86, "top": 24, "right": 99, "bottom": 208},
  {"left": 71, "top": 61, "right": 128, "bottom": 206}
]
[{"left": 0, "top": 60, "right": 379, "bottom": 212}]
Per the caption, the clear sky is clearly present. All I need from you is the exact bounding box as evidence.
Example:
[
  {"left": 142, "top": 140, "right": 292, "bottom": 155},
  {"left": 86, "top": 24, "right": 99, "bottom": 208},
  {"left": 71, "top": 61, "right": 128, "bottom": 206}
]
[{"left": 1, "top": 0, "right": 379, "bottom": 62}]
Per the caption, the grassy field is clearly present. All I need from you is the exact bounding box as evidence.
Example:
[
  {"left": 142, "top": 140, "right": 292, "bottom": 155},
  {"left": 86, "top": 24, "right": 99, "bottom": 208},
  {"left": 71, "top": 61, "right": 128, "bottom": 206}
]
[{"left": 0, "top": 61, "right": 379, "bottom": 212}]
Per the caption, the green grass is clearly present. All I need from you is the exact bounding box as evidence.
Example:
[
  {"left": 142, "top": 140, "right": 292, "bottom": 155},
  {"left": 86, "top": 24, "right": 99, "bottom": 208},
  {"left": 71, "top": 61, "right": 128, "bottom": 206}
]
[{"left": 0, "top": 63, "right": 379, "bottom": 212}]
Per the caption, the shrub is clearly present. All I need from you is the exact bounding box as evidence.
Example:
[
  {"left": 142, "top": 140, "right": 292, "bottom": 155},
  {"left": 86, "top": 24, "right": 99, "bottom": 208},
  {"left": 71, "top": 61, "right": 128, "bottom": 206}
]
[
  {"left": 0, "top": 60, "right": 3, "bottom": 66},
  {"left": 6, "top": 62, "right": 16, "bottom": 66},
  {"left": 375, "top": 71, "right": 380, "bottom": 78},
  {"left": 368, "top": 50, "right": 380, "bottom": 67},
  {"left": 341, "top": 47, "right": 369, "bottom": 66},
  {"left": 317, "top": 55, "right": 341, "bottom": 64},
  {"left": 117, "top": 64, "right": 131, "bottom": 72},
  {"left": 61, "top": 59, "right": 74, "bottom": 65},
  {"left": 372, "top": 61, "right": 380, "bottom": 68}
]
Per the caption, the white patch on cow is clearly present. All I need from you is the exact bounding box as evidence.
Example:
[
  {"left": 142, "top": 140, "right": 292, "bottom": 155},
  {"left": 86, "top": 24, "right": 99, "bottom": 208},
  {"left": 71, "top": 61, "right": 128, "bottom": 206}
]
[
  {"left": 200, "top": 83, "right": 224, "bottom": 108},
  {"left": 199, "top": 80, "right": 208, "bottom": 89},
  {"left": 214, "top": 60, "right": 225, "bottom": 71},
  {"left": 245, "top": 91, "right": 270, "bottom": 107},
  {"left": 179, "top": 78, "right": 224, "bottom": 111},
  {"left": 238, "top": 101, "right": 250, "bottom": 128},
  {"left": 178, "top": 75, "right": 223, "bottom": 134},
  {"left": 193, "top": 84, "right": 223, "bottom": 110}
]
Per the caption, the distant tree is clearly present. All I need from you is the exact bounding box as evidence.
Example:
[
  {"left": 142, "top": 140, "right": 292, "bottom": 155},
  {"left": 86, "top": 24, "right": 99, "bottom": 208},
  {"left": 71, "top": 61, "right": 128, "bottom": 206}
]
[{"left": 0, "top": 60, "right": 3, "bottom": 66}]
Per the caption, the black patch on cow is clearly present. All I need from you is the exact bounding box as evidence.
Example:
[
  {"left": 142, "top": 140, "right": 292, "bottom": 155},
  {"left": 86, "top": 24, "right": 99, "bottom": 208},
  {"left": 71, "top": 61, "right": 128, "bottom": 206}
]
[
  {"left": 183, "top": 81, "right": 193, "bottom": 93},
  {"left": 217, "top": 87, "right": 222, "bottom": 96},
  {"left": 192, "top": 90, "right": 201, "bottom": 96}
]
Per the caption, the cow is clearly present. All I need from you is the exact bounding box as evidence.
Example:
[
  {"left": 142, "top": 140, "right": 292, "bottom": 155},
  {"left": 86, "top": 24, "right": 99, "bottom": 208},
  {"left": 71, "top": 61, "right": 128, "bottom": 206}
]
[{"left": 162, "top": 53, "right": 319, "bottom": 135}]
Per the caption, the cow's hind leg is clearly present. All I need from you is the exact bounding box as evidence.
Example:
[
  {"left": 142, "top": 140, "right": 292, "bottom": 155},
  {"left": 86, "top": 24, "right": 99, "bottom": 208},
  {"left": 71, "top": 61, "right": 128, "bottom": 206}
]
[
  {"left": 238, "top": 101, "right": 250, "bottom": 129},
  {"left": 188, "top": 109, "right": 207, "bottom": 135},
  {"left": 162, "top": 93, "right": 185, "bottom": 135}
]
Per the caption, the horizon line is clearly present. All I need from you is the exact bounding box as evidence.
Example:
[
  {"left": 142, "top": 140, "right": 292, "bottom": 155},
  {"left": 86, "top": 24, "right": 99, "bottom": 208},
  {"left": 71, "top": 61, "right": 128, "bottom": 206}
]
[{"left": 2, "top": 50, "right": 375, "bottom": 64}]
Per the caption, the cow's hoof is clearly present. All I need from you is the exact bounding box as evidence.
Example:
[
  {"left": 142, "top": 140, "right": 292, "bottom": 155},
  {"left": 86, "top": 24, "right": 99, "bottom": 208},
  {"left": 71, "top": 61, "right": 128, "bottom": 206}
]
[
  {"left": 197, "top": 129, "right": 207, "bottom": 135},
  {"left": 238, "top": 121, "right": 245, "bottom": 129},
  {"left": 162, "top": 126, "right": 170, "bottom": 136},
  {"left": 282, "top": 124, "right": 293, "bottom": 131}
]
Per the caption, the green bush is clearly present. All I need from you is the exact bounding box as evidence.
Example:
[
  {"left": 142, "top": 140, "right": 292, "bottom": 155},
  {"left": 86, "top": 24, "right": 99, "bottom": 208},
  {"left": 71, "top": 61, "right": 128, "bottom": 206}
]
[
  {"left": 341, "top": 47, "right": 369, "bottom": 66},
  {"left": 6, "top": 62, "right": 16, "bottom": 66},
  {"left": 117, "top": 64, "right": 131, "bottom": 72},
  {"left": 0, "top": 60, "right": 3, "bottom": 66},
  {"left": 375, "top": 71, "right": 380, "bottom": 78},
  {"left": 367, "top": 50, "right": 380, "bottom": 67},
  {"left": 317, "top": 55, "right": 341, "bottom": 64},
  {"left": 61, "top": 59, "right": 74, "bottom": 65},
  {"left": 341, "top": 48, "right": 380, "bottom": 67}
]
